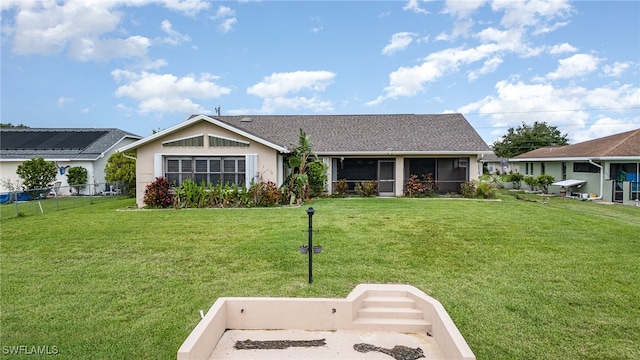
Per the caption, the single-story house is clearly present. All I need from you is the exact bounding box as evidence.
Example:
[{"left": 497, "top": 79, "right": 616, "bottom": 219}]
[
  {"left": 119, "top": 114, "right": 492, "bottom": 208},
  {"left": 0, "top": 128, "right": 141, "bottom": 195},
  {"left": 510, "top": 128, "right": 640, "bottom": 205},
  {"left": 480, "top": 153, "right": 514, "bottom": 174}
]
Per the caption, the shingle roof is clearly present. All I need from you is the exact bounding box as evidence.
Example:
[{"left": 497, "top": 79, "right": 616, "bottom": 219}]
[
  {"left": 0, "top": 128, "right": 141, "bottom": 160},
  {"left": 513, "top": 128, "right": 640, "bottom": 159},
  {"left": 198, "top": 114, "right": 491, "bottom": 154}
]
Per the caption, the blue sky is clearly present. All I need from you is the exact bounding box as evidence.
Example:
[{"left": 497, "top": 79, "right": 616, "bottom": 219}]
[{"left": 1, "top": 0, "right": 639, "bottom": 145}]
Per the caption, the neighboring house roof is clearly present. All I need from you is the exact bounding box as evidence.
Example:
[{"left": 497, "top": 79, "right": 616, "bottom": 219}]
[
  {"left": 0, "top": 128, "right": 142, "bottom": 161},
  {"left": 512, "top": 128, "right": 640, "bottom": 161},
  {"left": 120, "top": 114, "right": 491, "bottom": 155},
  {"left": 480, "top": 153, "right": 509, "bottom": 163}
]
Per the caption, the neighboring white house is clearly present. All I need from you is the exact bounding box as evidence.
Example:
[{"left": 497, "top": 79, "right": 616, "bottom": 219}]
[
  {"left": 510, "top": 128, "right": 640, "bottom": 205},
  {"left": 119, "top": 114, "right": 493, "bottom": 208},
  {"left": 480, "top": 153, "right": 514, "bottom": 174},
  {"left": 0, "top": 128, "right": 141, "bottom": 194}
]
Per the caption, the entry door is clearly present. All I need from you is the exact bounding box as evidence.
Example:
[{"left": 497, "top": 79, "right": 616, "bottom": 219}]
[{"left": 378, "top": 160, "right": 395, "bottom": 196}]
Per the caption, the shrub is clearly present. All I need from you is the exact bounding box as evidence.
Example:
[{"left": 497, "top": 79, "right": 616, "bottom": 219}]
[
  {"left": 306, "top": 160, "right": 328, "bottom": 197},
  {"left": 249, "top": 179, "right": 282, "bottom": 207},
  {"left": 537, "top": 174, "right": 555, "bottom": 193},
  {"left": 460, "top": 181, "right": 477, "bottom": 198},
  {"left": 423, "top": 173, "right": 438, "bottom": 195},
  {"left": 333, "top": 179, "right": 349, "bottom": 196},
  {"left": 508, "top": 173, "right": 524, "bottom": 189},
  {"left": 404, "top": 174, "right": 423, "bottom": 197},
  {"left": 524, "top": 176, "right": 538, "bottom": 191},
  {"left": 174, "top": 179, "right": 207, "bottom": 208},
  {"left": 355, "top": 180, "right": 377, "bottom": 197},
  {"left": 404, "top": 173, "right": 438, "bottom": 197},
  {"left": 476, "top": 182, "right": 496, "bottom": 199},
  {"left": 143, "top": 177, "right": 174, "bottom": 208}
]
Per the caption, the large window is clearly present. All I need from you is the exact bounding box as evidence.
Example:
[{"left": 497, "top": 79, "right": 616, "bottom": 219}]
[{"left": 166, "top": 156, "right": 245, "bottom": 186}]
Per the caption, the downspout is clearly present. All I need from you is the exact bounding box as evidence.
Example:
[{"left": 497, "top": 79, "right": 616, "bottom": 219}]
[
  {"left": 588, "top": 158, "right": 603, "bottom": 200},
  {"left": 122, "top": 152, "right": 136, "bottom": 161}
]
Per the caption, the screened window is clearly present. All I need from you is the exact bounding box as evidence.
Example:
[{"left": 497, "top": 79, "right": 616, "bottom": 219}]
[
  {"left": 165, "top": 157, "right": 245, "bottom": 186},
  {"left": 573, "top": 162, "right": 600, "bottom": 173}
]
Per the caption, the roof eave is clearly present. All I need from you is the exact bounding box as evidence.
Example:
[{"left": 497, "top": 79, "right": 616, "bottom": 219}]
[
  {"left": 317, "top": 150, "right": 488, "bottom": 156},
  {"left": 118, "top": 115, "right": 289, "bottom": 153}
]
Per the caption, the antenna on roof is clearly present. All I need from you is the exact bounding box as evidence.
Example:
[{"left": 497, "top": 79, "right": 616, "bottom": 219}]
[{"left": 215, "top": 106, "right": 221, "bottom": 116}]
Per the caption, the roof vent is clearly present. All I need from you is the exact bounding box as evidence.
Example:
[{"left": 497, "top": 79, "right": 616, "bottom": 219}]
[{"left": 241, "top": 117, "right": 253, "bottom": 122}]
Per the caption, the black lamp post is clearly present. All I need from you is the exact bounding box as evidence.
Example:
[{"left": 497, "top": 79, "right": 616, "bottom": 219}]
[{"left": 306, "top": 207, "right": 315, "bottom": 284}]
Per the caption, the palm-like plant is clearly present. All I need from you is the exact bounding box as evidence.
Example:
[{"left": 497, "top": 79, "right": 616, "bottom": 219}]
[{"left": 283, "top": 129, "right": 317, "bottom": 204}]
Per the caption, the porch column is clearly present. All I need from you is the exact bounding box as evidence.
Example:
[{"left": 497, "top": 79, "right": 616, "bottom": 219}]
[{"left": 395, "top": 156, "right": 404, "bottom": 197}]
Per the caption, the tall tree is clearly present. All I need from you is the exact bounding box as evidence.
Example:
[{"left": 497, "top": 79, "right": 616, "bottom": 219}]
[
  {"left": 104, "top": 152, "right": 136, "bottom": 195},
  {"left": 492, "top": 121, "right": 569, "bottom": 158},
  {"left": 67, "top": 166, "right": 88, "bottom": 195}
]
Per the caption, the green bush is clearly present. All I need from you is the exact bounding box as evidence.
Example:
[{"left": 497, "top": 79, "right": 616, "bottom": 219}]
[
  {"left": 476, "top": 182, "right": 496, "bottom": 199},
  {"left": 524, "top": 176, "right": 538, "bottom": 191},
  {"left": 536, "top": 174, "right": 555, "bottom": 193},
  {"left": 508, "top": 173, "right": 524, "bottom": 189},
  {"left": 355, "top": 180, "right": 377, "bottom": 197},
  {"left": 306, "top": 160, "right": 328, "bottom": 197},
  {"left": 174, "top": 179, "right": 207, "bottom": 208}
]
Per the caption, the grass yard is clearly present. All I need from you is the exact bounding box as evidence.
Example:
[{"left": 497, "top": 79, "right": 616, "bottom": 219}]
[{"left": 1, "top": 192, "right": 639, "bottom": 359}]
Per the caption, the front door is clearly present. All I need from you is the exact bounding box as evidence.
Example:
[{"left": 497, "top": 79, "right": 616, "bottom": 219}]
[{"left": 378, "top": 160, "right": 395, "bottom": 196}]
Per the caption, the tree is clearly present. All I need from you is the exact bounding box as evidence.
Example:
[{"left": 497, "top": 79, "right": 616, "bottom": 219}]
[
  {"left": 282, "top": 129, "right": 318, "bottom": 204},
  {"left": 104, "top": 152, "right": 136, "bottom": 195},
  {"left": 0, "top": 123, "right": 29, "bottom": 128},
  {"left": 492, "top": 121, "right": 569, "bottom": 158},
  {"left": 67, "top": 166, "right": 88, "bottom": 195},
  {"left": 16, "top": 158, "right": 57, "bottom": 196}
]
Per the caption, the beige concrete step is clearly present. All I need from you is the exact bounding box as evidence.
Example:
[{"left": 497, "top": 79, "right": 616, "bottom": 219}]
[
  {"left": 352, "top": 317, "right": 432, "bottom": 333},
  {"left": 361, "top": 296, "right": 416, "bottom": 308},
  {"left": 357, "top": 306, "right": 423, "bottom": 319}
]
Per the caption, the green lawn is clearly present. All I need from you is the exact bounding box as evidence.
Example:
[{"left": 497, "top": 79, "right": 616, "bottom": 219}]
[{"left": 1, "top": 193, "right": 639, "bottom": 359}]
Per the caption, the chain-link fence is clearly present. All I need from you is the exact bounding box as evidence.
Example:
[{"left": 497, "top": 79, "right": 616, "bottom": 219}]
[{"left": 0, "top": 182, "right": 132, "bottom": 220}]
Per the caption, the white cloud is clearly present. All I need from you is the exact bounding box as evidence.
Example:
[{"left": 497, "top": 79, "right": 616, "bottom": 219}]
[
  {"left": 112, "top": 70, "right": 231, "bottom": 114},
  {"left": 603, "top": 62, "right": 632, "bottom": 77},
  {"left": 247, "top": 71, "right": 336, "bottom": 113},
  {"left": 2, "top": 0, "right": 206, "bottom": 61},
  {"left": 468, "top": 57, "right": 503, "bottom": 81},
  {"left": 571, "top": 117, "right": 640, "bottom": 143},
  {"left": 212, "top": 5, "right": 237, "bottom": 33},
  {"left": 403, "top": 0, "right": 429, "bottom": 15},
  {"left": 543, "top": 53, "right": 600, "bottom": 80},
  {"left": 492, "top": 0, "right": 573, "bottom": 31},
  {"left": 160, "top": 20, "right": 191, "bottom": 46},
  {"left": 68, "top": 36, "right": 151, "bottom": 62},
  {"left": 443, "top": 0, "right": 487, "bottom": 19},
  {"left": 382, "top": 32, "right": 416, "bottom": 55},
  {"left": 160, "top": 0, "right": 210, "bottom": 16},
  {"left": 549, "top": 43, "right": 577, "bottom": 55},
  {"left": 458, "top": 80, "right": 640, "bottom": 142},
  {"left": 57, "top": 97, "right": 74, "bottom": 108}
]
